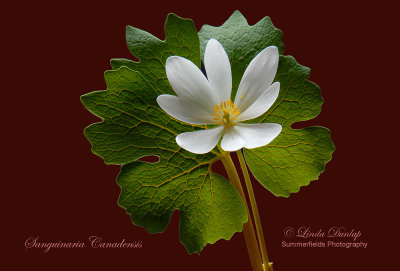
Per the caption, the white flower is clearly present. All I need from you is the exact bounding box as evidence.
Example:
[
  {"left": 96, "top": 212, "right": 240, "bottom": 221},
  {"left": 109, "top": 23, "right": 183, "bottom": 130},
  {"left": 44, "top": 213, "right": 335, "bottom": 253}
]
[{"left": 157, "top": 39, "right": 282, "bottom": 154}]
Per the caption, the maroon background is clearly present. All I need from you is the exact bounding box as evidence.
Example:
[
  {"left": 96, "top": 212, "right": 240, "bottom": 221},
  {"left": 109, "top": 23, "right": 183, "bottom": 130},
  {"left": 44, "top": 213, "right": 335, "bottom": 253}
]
[{"left": 4, "top": 1, "right": 397, "bottom": 270}]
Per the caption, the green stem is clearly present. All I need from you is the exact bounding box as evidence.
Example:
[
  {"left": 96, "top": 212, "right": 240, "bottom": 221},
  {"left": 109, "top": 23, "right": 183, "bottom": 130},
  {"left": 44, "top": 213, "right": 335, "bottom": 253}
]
[
  {"left": 237, "top": 150, "right": 273, "bottom": 271},
  {"left": 219, "top": 150, "right": 263, "bottom": 271}
]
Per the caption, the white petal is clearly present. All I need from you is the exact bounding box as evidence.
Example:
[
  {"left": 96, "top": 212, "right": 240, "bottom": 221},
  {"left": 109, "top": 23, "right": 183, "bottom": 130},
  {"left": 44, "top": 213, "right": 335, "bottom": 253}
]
[
  {"left": 237, "top": 82, "right": 280, "bottom": 122},
  {"left": 176, "top": 127, "right": 224, "bottom": 154},
  {"left": 234, "top": 46, "right": 279, "bottom": 113},
  {"left": 221, "top": 127, "right": 246, "bottom": 152},
  {"left": 157, "top": 94, "right": 215, "bottom": 125},
  {"left": 204, "top": 39, "right": 232, "bottom": 103},
  {"left": 237, "top": 123, "right": 282, "bottom": 149},
  {"left": 221, "top": 123, "right": 282, "bottom": 151},
  {"left": 166, "top": 56, "right": 218, "bottom": 112}
]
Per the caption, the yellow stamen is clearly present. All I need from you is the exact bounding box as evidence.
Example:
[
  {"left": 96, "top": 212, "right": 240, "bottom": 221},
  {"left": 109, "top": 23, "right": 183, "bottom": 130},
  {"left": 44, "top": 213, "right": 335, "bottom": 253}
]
[{"left": 213, "top": 99, "right": 240, "bottom": 128}]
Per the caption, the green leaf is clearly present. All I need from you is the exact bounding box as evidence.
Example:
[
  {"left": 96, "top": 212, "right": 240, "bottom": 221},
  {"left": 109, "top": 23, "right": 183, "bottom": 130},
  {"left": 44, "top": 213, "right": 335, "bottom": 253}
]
[
  {"left": 81, "top": 14, "right": 248, "bottom": 253},
  {"left": 118, "top": 159, "right": 247, "bottom": 253},
  {"left": 244, "top": 127, "right": 334, "bottom": 197},
  {"left": 111, "top": 13, "right": 200, "bottom": 95},
  {"left": 199, "top": 11, "right": 334, "bottom": 197}
]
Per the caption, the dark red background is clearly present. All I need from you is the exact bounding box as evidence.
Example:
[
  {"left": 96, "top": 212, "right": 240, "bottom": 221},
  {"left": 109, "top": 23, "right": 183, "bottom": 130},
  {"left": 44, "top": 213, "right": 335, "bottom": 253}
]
[{"left": 4, "top": 1, "right": 397, "bottom": 270}]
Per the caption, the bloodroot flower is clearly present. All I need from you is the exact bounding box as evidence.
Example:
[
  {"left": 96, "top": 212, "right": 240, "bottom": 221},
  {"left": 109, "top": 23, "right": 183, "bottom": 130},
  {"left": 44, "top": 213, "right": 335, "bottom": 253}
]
[{"left": 157, "top": 39, "right": 282, "bottom": 154}]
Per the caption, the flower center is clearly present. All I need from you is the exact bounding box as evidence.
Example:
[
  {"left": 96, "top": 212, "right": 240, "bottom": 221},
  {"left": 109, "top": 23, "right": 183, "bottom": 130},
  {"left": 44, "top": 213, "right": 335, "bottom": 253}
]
[{"left": 213, "top": 99, "right": 240, "bottom": 128}]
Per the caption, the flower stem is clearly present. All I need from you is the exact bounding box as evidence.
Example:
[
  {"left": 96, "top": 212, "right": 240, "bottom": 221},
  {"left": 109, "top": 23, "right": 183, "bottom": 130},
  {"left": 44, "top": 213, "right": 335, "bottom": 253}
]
[
  {"left": 237, "top": 150, "right": 273, "bottom": 271},
  {"left": 219, "top": 150, "right": 263, "bottom": 271}
]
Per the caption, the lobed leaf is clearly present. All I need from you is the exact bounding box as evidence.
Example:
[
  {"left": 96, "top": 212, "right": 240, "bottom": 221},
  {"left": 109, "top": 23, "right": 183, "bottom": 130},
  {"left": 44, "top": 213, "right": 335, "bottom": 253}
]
[
  {"left": 199, "top": 11, "right": 334, "bottom": 197},
  {"left": 82, "top": 18, "right": 247, "bottom": 253},
  {"left": 111, "top": 13, "right": 200, "bottom": 95}
]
